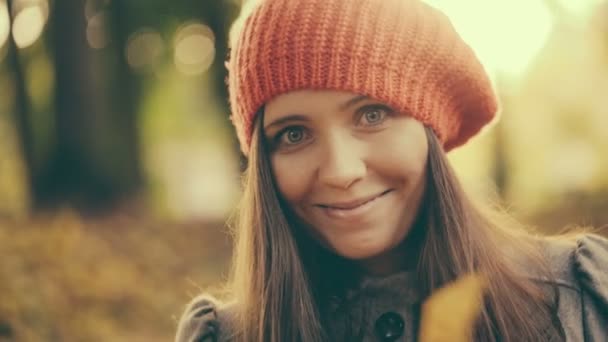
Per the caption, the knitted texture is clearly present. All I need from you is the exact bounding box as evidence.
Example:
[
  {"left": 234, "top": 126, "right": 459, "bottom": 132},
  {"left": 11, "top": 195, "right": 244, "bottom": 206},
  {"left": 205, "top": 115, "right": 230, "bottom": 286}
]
[{"left": 227, "top": 0, "right": 499, "bottom": 155}]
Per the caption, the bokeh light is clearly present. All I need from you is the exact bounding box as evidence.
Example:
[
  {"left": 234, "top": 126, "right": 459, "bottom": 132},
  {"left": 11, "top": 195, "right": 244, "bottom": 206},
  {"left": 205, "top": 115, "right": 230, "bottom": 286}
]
[
  {"left": 1, "top": 1, "right": 607, "bottom": 341},
  {"left": 86, "top": 11, "right": 108, "bottom": 49},
  {"left": 0, "top": 0, "right": 9, "bottom": 51},
  {"left": 11, "top": 0, "right": 49, "bottom": 49},
  {"left": 173, "top": 22, "right": 215, "bottom": 76},
  {"left": 126, "top": 28, "right": 164, "bottom": 71}
]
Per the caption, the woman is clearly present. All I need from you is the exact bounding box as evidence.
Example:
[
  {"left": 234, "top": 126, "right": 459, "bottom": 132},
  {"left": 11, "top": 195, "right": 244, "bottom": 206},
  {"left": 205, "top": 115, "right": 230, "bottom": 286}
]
[{"left": 175, "top": 0, "right": 608, "bottom": 341}]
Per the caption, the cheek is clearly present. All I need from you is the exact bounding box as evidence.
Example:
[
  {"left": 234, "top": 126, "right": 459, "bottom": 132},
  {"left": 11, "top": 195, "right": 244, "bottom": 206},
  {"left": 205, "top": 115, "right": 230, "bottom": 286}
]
[
  {"left": 271, "top": 155, "right": 314, "bottom": 203},
  {"left": 371, "top": 122, "right": 428, "bottom": 180}
]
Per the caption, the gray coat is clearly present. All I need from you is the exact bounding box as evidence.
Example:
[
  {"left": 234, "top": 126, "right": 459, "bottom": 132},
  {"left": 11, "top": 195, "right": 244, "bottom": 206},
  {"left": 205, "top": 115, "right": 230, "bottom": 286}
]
[{"left": 175, "top": 234, "right": 608, "bottom": 341}]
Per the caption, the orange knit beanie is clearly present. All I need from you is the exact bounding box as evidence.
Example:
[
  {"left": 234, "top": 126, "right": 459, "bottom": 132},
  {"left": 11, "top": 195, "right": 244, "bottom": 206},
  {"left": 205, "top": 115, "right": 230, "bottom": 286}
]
[{"left": 227, "top": 0, "right": 499, "bottom": 155}]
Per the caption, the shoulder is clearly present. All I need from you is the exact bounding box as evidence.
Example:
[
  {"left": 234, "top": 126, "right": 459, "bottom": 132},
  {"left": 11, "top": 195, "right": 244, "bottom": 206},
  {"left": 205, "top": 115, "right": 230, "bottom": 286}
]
[
  {"left": 538, "top": 233, "right": 608, "bottom": 294},
  {"left": 535, "top": 233, "right": 608, "bottom": 339},
  {"left": 571, "top": 234, "right": 608, "bottom": 295},
  {"left": 175, "top": 293, "right": 238, "bottom": 342}
]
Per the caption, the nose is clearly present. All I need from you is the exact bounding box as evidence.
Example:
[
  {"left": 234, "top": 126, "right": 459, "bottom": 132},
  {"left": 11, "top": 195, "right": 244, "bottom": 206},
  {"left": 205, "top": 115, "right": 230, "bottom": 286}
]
[{"left": 317, "top": 133, "right": 366, "bottom": 189}]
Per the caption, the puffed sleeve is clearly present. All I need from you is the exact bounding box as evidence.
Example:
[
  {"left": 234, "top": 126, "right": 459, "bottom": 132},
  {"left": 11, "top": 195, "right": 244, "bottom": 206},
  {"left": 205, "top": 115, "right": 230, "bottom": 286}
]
[
  {"left": 174, "top": 294, "right": 236, "bottom": 342},
  {"left": 574, "top": 234, "right": 608, "bottom": 340}
]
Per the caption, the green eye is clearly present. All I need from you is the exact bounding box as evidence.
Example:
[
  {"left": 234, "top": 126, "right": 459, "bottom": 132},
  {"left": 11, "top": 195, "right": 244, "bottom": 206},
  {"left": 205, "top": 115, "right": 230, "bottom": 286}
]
[
  {"left": 284, "top": 128, "right": 304, "bottom": 144},
  {"left": 359, "top": 105, "right": 391, "bottom": 126},
  {"left": 364, "top": 109, "right": 384, "bottom": 123},
  {"left": 273, "top": 126, "right": 309, "bottom": 149}
]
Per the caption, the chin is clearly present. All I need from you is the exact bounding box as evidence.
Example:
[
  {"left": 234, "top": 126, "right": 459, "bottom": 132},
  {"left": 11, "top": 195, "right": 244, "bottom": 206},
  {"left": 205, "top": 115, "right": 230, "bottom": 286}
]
[{"left": 330, "top": 240, "right": 391, "bottom": 261}]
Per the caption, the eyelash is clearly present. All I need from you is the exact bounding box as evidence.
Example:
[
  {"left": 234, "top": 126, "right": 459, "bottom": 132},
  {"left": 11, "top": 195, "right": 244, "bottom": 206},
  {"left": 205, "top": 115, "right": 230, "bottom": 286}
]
[
  {"left": 272, "top": 126, "right": 310, "bottom": 148},
  {"left": 356, "top": 105, "right": 393, "bottom": 126},
  {"left": 271, "top": 104, "right": 394, "bottom": 150}
]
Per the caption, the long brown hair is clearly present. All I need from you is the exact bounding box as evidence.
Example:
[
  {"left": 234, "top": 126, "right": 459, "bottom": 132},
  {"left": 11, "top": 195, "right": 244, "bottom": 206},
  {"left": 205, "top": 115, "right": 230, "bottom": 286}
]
[{"left": 226, "top": 112, "right": 564, "bottom": 341}]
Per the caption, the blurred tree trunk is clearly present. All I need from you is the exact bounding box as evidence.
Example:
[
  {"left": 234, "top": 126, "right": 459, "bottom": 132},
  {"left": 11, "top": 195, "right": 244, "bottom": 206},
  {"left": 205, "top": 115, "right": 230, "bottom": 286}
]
[
  {"left": 196, "top": 0, "right": 244, "bottom": 168},
  {"left": 493, "top": 118, "right": 508, "bottom": 198},
  {"left": 5, "top": 0, "right": 36, "bottom": 213},
  {"left": 9, "top": 0, "right": 240, "bottom": 213},
  {"left": 198, "top": 0, "right": 232, "bottom": 113},
  {"left": 103, "top": 0, "right": 144, "bottom": 200},
  {"left": 27, "top": 0, "right": 143, "bottom": 213},
  {"left": 492, "top": 77, "right": 509, "bottom": 199}
]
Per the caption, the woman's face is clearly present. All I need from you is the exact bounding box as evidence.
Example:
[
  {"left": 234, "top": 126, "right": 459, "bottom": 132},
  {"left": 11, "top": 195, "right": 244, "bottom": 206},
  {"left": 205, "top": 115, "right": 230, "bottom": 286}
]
[{"left": 264, "top": 90, "right": 428, "bottom": 274}]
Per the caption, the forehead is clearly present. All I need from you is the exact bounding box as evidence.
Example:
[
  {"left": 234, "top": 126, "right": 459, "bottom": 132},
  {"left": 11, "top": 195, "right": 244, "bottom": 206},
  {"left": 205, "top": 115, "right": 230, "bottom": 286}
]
[{"left": 264, "top": 90, "right": 365, "bottom": 122}]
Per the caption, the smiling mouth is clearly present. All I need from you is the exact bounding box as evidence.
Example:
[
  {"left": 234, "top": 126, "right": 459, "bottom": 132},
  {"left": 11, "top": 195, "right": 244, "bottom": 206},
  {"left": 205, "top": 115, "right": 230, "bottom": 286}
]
[{"left": 317, "top": 189, "right": 393, "bottom": 210}]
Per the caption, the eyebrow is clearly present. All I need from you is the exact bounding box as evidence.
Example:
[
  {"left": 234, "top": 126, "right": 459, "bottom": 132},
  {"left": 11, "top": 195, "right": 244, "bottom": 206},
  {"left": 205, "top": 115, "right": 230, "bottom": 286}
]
[
  {"left": 263, "top": 114, "right": 310, "bottom": 132},
  {"left": 339, "top": 94, "right": 369, "bottom": 111},
  {"left": 263, "top": 94, "right": 370, "bottom": 131}
]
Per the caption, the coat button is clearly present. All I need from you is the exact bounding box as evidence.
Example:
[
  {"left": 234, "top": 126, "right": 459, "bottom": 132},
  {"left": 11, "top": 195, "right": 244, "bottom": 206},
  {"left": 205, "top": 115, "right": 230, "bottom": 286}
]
[{"left": 374, "top": 311, "right": 405, "bottom": 341}]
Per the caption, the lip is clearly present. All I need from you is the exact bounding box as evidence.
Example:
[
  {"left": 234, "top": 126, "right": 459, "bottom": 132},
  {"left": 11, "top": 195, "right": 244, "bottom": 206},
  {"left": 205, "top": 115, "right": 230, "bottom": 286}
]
[
  {"left": 318, "top": 190, "right": 392, "bottom": 210},
  {"left": 315, "top": 189, "right": 393, "bottom": 221}
]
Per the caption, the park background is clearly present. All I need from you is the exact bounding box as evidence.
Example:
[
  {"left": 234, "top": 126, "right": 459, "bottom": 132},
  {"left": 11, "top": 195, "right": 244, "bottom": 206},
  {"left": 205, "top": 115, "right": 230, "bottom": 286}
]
[{"left": 1, "top": 0, "right": 607, "bottom": 340}]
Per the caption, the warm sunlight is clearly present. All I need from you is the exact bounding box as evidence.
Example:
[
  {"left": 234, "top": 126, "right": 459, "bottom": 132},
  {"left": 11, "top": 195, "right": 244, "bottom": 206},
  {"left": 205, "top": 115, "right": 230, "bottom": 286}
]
[
  {"left": 126, "top": 28, "right": 164, "bottom": 71},
  {"left": 0, "top": 0, "right": 8, "bottom": 52},
  {"left": 174, "top": 22, "right": 216, "bottom": 76},
  {"left": 424, "top": 0, "right": 553, "bottom": 77},
  {"left": 556, "top": 0, "right": 605, "bottom": 17},
  {"left": 1, "top": 1, "right": 607, "bottom": 341},
  {"left": 11, "top": 1, "right": 48, "bottom": 49}
]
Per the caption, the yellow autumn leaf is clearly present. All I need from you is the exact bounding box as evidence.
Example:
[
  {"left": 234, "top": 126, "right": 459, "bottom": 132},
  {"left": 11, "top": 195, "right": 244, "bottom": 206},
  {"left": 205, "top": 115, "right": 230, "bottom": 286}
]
[{"left": 418, "top": 274, "right": 487, "bottom": 342}]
